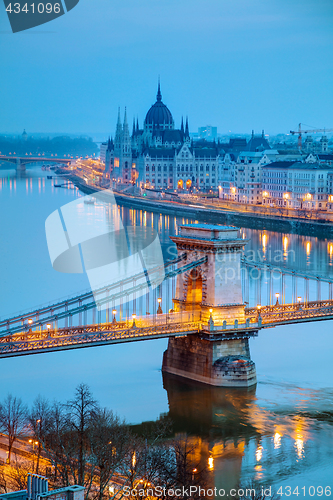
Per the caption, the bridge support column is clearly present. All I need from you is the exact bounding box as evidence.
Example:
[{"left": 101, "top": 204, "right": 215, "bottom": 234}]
[
  {"left": 16, "top": 158, "right": 26, "bottom": 172},
  {"left": 164, "top": 223, "right": 257, "bottom": 388},
  {"left": 162, "top": 334, "right": 256, "bottom": 387}
]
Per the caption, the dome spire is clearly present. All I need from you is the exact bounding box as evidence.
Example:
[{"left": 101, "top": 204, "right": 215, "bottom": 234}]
[{"left": 157, "top": 78, "right": 162, "bottom": 102}]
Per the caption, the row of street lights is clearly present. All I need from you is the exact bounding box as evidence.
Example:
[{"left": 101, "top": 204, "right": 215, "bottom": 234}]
[
  {"left": 25, "top": 298, "right": 165, "bottom": 332},
  {"left": 257, "top": 293, "right": 303, "bottom": 316},
  {"left": 25, "top": 292, "right": 306, "bottom": 333}
]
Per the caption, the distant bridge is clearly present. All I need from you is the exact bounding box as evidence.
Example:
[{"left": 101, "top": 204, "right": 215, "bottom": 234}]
[{"left": 0, "top": 155, "right": 70, "bottom": 171}]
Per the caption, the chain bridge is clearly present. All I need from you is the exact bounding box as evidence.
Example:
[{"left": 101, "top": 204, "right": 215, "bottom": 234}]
[{"left": 1, "top": 224, "right": 332, "bottom": 387}]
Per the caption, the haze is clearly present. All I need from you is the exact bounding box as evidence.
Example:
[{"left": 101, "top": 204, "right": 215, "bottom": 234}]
[{"left": 0, "top": 0, "right": 333, "bottom": 136}]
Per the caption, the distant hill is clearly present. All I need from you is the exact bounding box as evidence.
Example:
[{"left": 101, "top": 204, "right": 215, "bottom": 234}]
[{"left": 0, "top": 135, "right": 99, "bottom": 156}]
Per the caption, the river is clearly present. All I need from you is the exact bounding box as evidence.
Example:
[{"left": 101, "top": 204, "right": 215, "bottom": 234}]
[{"left": 0, "top": 166, "right": 333, "bottom": 494}]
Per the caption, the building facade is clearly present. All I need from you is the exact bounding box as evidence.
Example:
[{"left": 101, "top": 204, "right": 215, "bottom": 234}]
[
  {"left": 262, "top": 161, "right": 331, "bottom": 210},
  {"left": 103, "top": 84, "right": 220, "bottom": 191},
  {"left": 101, "top": 84, "right": 333, "bottom": 204}
]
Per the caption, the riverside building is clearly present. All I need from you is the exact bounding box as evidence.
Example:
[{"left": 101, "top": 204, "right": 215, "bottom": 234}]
[
  {"left": 261, "top": 161, "right": 331, "bottom": 210},
  {"left": 102, "top": 84, "right": 270, "bottom": 193}
]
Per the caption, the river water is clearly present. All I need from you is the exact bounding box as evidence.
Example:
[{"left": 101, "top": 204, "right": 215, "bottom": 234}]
[{"left": 0, "top": 166, "right": 333, "bottom": 495}]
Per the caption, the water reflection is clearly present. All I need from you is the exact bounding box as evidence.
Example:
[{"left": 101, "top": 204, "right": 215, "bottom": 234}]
[
  {"left": 162, "top": 373, "right": 333, "bottom": 489},
  {"left": 1, "top": 167, "right": 333, "bottom": 488}
]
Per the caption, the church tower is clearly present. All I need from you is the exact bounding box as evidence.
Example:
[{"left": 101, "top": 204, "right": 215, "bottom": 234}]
[
  {"left": 320, "top": 135, "right": 328, "bottom": 153},
  {"left": 103, "top": 137, "right": 114, "bottom": 186},
  {"left": 114, "top": 108, "right": 122, "bottom": 157},
  {"left": 120, "top": 108, "right": 132, "bottom": 183}
]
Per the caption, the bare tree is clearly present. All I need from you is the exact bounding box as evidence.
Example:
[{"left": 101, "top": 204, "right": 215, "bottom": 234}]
[
  {"left": 89, "top": 408, "right": 130, "bottom": 500},
  {"left": 29, "top": 396, "right": 52, "bottom": 474},
  {"left": 66, "top": 383, "right": 98, "bottom": 487},
  {"left": 0, "top": 394, "right": 27, "bottom": 463},
  {"left": 5, "top": 456, "right": 34, "bottom": 492},
  {"left": 38, "top": 400, "right": 74, "bottom": 488},
  {"left": 116, "top": 431, "right": 207, "bottom": 500},
  {"left": 0, "top": 467, "right": 8, "bottom": 494}
]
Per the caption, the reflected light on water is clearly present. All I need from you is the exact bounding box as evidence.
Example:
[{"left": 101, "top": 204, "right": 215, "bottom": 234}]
[
  {"left": 306, "top": 241, "right": 311, "bottom": 256},
  {"left": 254, "top": 464, "right": 263, "bottom": 481},
  {"left": 283, "top": 235, "right": 289, "bottom": 262},
  {"left": 295, "top": 426, "right": 304, "bottom": 460},
  {"left": 208, "top": 456, "right": 214, "bottom": 470},
  {"left": 255, "top": 444, "right": 263, "bottom": 462},
  {"left": 262, "top": 233, "right": 267, "bottom": 254},
  {"left": 328, "top": 243, "right": 333, "bottom": 261},
  {"left": 274, "top": 431, "right": 282, "bottom": 449}
]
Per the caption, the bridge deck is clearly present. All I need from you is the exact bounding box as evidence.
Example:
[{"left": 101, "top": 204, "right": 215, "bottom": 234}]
[{"left": 0, "top": 300, "right": 333, "bottom": 358}]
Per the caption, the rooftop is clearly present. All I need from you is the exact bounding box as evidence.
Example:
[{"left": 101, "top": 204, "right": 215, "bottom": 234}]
[
  {"left": 263, "top": 161, "right": 333, "bottom": 170},
  {"left": 176, "top": 224, "right": 243, "bottom": 242},
  {"left": 181, "top": 224, "right": 236, "bottom": 231}
]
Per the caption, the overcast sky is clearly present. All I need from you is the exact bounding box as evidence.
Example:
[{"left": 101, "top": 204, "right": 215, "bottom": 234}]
[{"left": 1, "top": 0, "right": 333, "bottom": 137}]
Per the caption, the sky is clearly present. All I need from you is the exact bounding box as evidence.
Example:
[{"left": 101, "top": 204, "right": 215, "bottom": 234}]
[{"left": 1, "top": 0, "right": 333, "bottom": 137}]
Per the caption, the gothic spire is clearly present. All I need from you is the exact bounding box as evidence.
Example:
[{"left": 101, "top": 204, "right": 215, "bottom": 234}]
[
  {"left": 181, "top": 116, "right": 184, "bottom": 134},
  {"left": 123, "top": 107, "right": 128, "bottom": 129},
  {"left": 156, "top": 78, "right": 162, "bottom": 102},
  {"left": 132, "top": 118, "right": 136, "bottom": 136},
  {"left": 185, "top": 116, "right": 189, "bottom": 137},
  {"left": 136, "top": 117, "right": 139, "bottom": 131},
  {"left": 116, "top": 107, "right": 122, "bottom": 128}
]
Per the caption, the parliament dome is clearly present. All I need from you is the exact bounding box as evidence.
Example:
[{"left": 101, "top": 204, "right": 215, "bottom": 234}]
[{"left": 144, "top": 83, "right": 174, "bottom": 131}]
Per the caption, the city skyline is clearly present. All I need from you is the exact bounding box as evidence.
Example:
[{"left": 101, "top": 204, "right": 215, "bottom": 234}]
[{"left": 0, "top": 0, "right": 332, "bottom": 135}]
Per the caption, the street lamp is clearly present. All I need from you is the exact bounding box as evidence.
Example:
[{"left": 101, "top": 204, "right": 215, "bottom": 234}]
[
  {"left": 297, "top": 296, "right": 302, "bottom": 309},
  {"left": 275, "top": 293, "right": 280, "bottom": 306},
  {"left": 28, "top": 318, "right": 33, "bottom": 332},
  {"left": 112, "top": 309, "right": 117, "bottom": 324},
  {"left": 46, "top": 323, "right": 51, "bottom": 332},
  {"left": 157, "top": 298, "right": 163, "bottom": 314},
  {"left": 132, "top": 314, "right": 136, "bottom": 328}
]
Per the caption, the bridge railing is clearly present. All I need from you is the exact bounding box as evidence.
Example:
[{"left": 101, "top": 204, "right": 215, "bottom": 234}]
[
  {"left": 0, "top": 253, "right": 190, "bottom": 337},
  {"left": 241, "top": 257, "right": 333, "bottom": 309}
]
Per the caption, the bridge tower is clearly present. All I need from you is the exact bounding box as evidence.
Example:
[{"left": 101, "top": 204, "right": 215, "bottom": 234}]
[{"left": 162, "top": 224, "right": 257, "bottom": 387}]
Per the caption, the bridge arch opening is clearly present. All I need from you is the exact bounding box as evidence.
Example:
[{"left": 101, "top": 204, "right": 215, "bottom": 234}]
[{"left": 186, "top": 268, "right": 203, "bottom": 303}]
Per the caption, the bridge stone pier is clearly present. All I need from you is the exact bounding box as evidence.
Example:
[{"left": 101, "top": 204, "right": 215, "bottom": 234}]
[
  {"left": 162, "top": 224, "right": 257, "bottom": 387},
  {"left": 15, "top": 158, "right": 26, "bottom": 172}
]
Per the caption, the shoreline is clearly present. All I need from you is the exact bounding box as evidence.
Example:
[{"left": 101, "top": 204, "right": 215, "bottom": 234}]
[{"left": 62, "top": 172, "right": 333, "bottom": 239}]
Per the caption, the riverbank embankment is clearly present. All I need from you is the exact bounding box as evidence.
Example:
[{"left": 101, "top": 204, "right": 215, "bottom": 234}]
[{"left": 61, "top": 173, "right": 333, "bottom": 239}]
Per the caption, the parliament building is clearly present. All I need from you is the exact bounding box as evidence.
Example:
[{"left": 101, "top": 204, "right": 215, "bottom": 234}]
[{"left": 102, "top": 83, "right": 219, "bottom": 191}]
